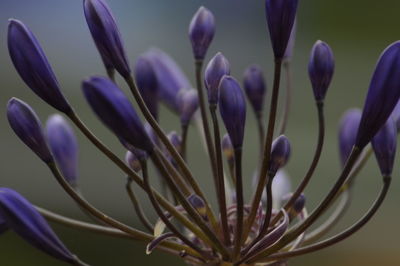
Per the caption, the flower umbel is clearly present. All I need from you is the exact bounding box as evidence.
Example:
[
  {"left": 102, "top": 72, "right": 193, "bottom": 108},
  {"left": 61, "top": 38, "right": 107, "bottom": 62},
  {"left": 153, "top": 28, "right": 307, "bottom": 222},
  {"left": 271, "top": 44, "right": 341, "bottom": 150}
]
[{"left": 4, "top": 1, "right": 399, "bottom": 265}]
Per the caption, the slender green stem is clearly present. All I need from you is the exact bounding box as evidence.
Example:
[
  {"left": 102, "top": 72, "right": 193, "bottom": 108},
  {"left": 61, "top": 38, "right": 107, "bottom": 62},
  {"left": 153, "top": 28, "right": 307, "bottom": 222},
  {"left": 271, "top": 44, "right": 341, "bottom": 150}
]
[
  {"left": 210, "top": 105, "right": 230, "bottom": 245},
  {"left": 233, "top": 148, "right": 244, "bottom": 260},
  {"left": 151, "top": 150, "right": 231, "bottom": 260},
  {"left": 124, "top": 76, "right": 218, "bottom": 230},
  {"left": 243, "top": 58, "right": 283, "bottom": 242},
  {"left": 181, "top": 124, "right": 189, "bottom": 161},
  {"left": 278, "top": 61, "right": 293, "bottom": 135},
  {"left": 258, "top": 176, "right": 391, "bottom": 263},
  {"left": 65, "top": 111, "right": 212, "bottom": 246},
  {"left": 126, "top": 177, "right": 154, "bottom": 232},
  {"left": 246, "top": 147, "right": 361, "bottom": 263},
  {"left": 271, "top": 102, "right": 325, "bottom": 226},
  {"left": 140, "top": 159, "right": 212, "bottom": 260}
]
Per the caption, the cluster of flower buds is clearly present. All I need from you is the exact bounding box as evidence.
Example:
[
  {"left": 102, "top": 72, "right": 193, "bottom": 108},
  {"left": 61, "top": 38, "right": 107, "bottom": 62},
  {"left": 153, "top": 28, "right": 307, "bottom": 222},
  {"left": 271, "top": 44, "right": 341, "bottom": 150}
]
[{"left": 3, "top": 0, "right": 400, "bottom": 265}]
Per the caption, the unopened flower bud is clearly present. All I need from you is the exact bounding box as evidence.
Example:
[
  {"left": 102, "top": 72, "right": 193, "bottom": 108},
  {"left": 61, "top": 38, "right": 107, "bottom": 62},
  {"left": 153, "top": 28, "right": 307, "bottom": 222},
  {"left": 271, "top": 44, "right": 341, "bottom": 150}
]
[
  {"left": 338, "top": 109, "right": 362, "bottom": 167},
  {"left": 125, "top": 151, "right": 142, "bottom": 172},
  {"left": 7, "top": 98, "right": 52, "bottom": 163},
  {"left": 46, "top": 115, "right": 79, "bottom": 188},
  {"left": 243, "top": 65, "right": 267, "bottom": 114},
  {"left": 269, "top": 135, "right": 291, "bottom": 175},
  {"left": 177, "top": 89, "right": 199, "bottom": 126},
  {"left": 308, "top": 40, "right": 335, "bottom": 102},
  {"left": 187, "top": 194, "right": 207, "bottom": 219},
  {"left": 219, "top": 76, "right": 246, "bottom": 149},
  {"left": 282, "top": 193, "right": 306, "bottom": 214},
  {"left": 205, "top": 52, "right": 230, "bottom": 105},
  {"left": 189, "top": 6, "right": 215, "bottom": 60},
  {"left": 7, "top": 20, "right": 70, "bottom": 113},
  {"left": 390, "top": 100, "right": 400, "bottom": 131}
]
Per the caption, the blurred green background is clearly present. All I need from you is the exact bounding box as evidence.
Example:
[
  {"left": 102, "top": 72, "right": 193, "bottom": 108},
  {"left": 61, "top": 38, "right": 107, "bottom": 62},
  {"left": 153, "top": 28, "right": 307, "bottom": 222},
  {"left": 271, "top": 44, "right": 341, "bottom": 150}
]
[{"left": 1, "top": 0, "right": 400, "bottom": 265}]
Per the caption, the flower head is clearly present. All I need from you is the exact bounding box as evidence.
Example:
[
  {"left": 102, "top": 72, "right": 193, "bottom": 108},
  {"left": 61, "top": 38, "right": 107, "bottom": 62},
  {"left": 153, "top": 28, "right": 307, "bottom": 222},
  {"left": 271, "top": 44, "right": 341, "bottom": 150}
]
[
  {"left": 189, "top": 6, "right": 215, "bottom": 60},
  {"left": 7, "top": 20, "right": 70, "bottom": 113},
  {"left": 371, "top": 118, "right": 397, "bottom": 176},
  {"left": 338, "top": 109, "right": 362, "bottom": 167},
  {"left": 83, "top": 0, "right": 131, "bottom": 78},
  {"left": 205, "top": 52, "right": 230, "bottom": 105},
  {"left": 243, "top": 65, "right": 267, "bottom": 114},
  {"left": 0, "top": 188, "right": 78, "bottom": 263},
  {"left": 219, "top": 76, "right": 247, "bottom": 149},
  {"left": 265, "top": 0, "right": 299, "bottom": 59},
  {"left": 356, "top": 41, "right": 400, "bottom": 149},
  {"left": 308, "top": 40, "right": 335, "bottom": 102},
  {"left": 46, "top": 114, "right": 79, "bottom": 188},
  {"left": 82, "top": 76, "right": 153, "bottom": 152},
  {"left": 7, "top": 98, "right": 52, "bottom": 163}
]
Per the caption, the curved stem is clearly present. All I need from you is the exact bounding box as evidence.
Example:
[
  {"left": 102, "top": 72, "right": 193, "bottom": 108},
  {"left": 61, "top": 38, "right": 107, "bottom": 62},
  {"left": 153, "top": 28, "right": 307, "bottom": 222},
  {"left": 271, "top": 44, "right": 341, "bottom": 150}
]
[
  {"left": 126, "top": 177, "right": 154, "bottom": 232},
  {"left": 233, "top": 148, "right": 244, "bottom": 260},
  {"left": 260, "top": 176, "right": 273, "bottom": 236},
  {"left": 210, "top": 106, "right": 230, "bottom": 245},
  {"left": 124, "top": 76, "right": 218, "bottom": 231},
  {"left": 278, "top": 61, "right": 293, "bottom": 135},
  {"left": 247, "top": 147, "right": 362, "bottom": 263},
  {"left": 140, "top": 159, "right": 212, "bottom": 260},
  {"left": 271, "top": 102, "right": 325, "bottom": 226},
  {"left": 259, "top": 176, "right": 391, "bottom": 262},
  {"left": 181, "top": 124, "right": 189, "bottom": 161},
  {"left": 244, "top": 58, "right": 283, "bottom": 243}
]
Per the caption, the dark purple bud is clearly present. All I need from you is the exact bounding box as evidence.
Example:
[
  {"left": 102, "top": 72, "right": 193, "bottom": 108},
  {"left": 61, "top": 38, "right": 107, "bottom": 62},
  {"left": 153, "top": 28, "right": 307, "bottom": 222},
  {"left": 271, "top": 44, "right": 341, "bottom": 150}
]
[
  {"left": 282, "top": 193, "right": 306, "bottom": 213},
  {"left": 308, "top": 40, "right": 335, "bottom": 102},
  {"left": 144, "top": 49, "right": 192, "bottom": 113},
  {"left": 83, "top": 0, "right": 131, "bottom": 78},
  {"left": 356, "top": 41, "right": 400, "bottom": 149},
  {"left": 265, "top": 0, "right": 299, "bottom": 59},
  {"left": 390, "top": 100, "right": 400, "bottom": 131},
  {"left": 243, "top": 65, "right": 267, "bottom": 114},
  {"left": 125, "top": 151, "right": 142, "bottom": 172},
  {"left": 204, "top": 52, "right": 230, "bottom": 105},
  {"left": 168, "top": 131, "right": 182, "bottom": 153},
  {"left": 177, "top": 89, "right": 199, "bottom": 126},
  {"left": 283, "top": 21, "right": 296, "bottom": 61},
  {"left": 219, "top": 76, "right": 246, "bottom": 149},
  {"left": 269, "top": 135, "right": 291, "bottom": 174},
  {"left": 0, "top": 188, "right": 78, "bottom": 263},
  {"left": 134, "top": 56, "right": 159, "bottom": 120},
  {"left": 188, "top": 6, "right": 215, "bottom": 60},
  {"left": 7, "top": 98, "right": 52, "bottom": 163},
  {"left": 7, "top": 20, "right": 70, "bottom": 113},
  {"left": 338, "top": 109, "right": 362, "bottom": 167},
  {"left": 371, "top": 118, "right": 397, "bottom": 176},
  {"left": 82, "top": 76, "right": 153, "bottom": 152},
  {"left": 222, "top": 134, "right": 234, "bottom": 164},
  {"left": 46, "top": 115, "right": 79, "bottom": 188},
  {"left": 187, "top": 194, "right": 207, "bottom": 219}
]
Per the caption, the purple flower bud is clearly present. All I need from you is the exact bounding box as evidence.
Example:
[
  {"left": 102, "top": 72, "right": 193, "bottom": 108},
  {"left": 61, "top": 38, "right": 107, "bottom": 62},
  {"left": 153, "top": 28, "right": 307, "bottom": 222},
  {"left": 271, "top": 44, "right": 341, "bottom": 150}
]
[
  {"left": 83, "top": 0, "right": 131, "bottom": 78},
  {"left": 204, "top": 52, "right": 230, "bottom": 105},
  {"left": 269, "top": 135, "right": 291, "bottom": 174},
  {"left": 46, "top": 114, "right": 79, "bottom": 188},
  {"left": 82, "top": 76, "right": 153, "bottom": 152},
  {"left": 371, "top": 118, "right": 397, "bottom": 176},
  {"left": 265, "top": 0, "right": 299, "bottom": 59},
  {"left": 222, "top": 134, "right": 234, "bottom": 164},
  {"left": 390, "top": 100, "right": 400, "bottom": 131},
  {"left": 188, "top": 6, "right": 215, "bottom": 60},
  {"left": 283, "top": 21, "right": 296, "bottom": 61},
  {"left": 7, "top": 98, "right": 52, "bottom": 163},
  {"left": 272, "top": 170, "right": 291, "bottom": 209},
  {"left": 176, "top": 89, "right": 199, "bottom": 126},
  {"left": 125, "top": 151, "right": 142, "bottom": 172},
  {"left": 356, "top": 41, "right": 400, "bottom": 149},
  {"left": 219, "top": 76, "right": 247, "bottom": 149},
  {"left": 308, "top": 40, "right": 335, "bottom": 102},
  {"left": 7, "top": 20, "right": 70, "bottom": 113},
  {"left": 282, "top": 193, "right": 306, "bottom": 213},
  {"left": 338, "top": 109, "right": 362, "bottom": 167},
  {"left": 168, "top": 131, "right": 182, "bottom": 153},
  {"left": 134, "top": 56, "right": 159, "bottom": 120},
  {"left": 0, "top": 188, "right": 78, "bottom": 263},
  {"left": 144, "top": 49, "right": 192, "bottom": 112},
  {"left": 243, "top": 65, "right": 267, "bottom": 114},
  {"left": 187, "top": 194, "right": 207, "bottom": 218}
]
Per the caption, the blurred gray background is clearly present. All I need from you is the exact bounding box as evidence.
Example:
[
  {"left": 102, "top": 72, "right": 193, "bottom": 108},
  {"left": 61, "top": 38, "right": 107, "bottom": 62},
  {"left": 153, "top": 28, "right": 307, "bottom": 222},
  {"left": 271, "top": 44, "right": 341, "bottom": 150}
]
[{"left": 1, "top": 0, "right": 400, "bottom": 265}]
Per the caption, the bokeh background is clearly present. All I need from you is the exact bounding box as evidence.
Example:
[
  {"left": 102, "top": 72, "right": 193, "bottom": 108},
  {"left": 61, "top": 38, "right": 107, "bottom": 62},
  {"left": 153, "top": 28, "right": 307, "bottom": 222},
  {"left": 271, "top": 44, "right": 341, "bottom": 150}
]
[{"left": 1, "top": 0, "right": 400, "bottom": 265}]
